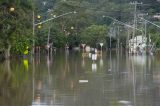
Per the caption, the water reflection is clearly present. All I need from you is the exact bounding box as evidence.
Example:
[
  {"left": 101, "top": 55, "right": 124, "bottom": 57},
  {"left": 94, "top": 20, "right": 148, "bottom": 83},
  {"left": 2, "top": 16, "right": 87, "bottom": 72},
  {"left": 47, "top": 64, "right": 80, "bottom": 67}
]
[
  {"left": 23, "top": 58, "right": 29, "bottom": 71},
  {"left": 0, "top": 58, "right": 32, "bottom": 106},
  {"left": 130, "top": 55, "right": 147, "bottom": 66},
  {"left": 0, "top": 51, "right": 160, "bottom": 106},
  {"left": 92, "top": 63, "right": 97, "bottom": 72},
  {"left": 99, "top": 55, "right": 103, "bottom": 67}
]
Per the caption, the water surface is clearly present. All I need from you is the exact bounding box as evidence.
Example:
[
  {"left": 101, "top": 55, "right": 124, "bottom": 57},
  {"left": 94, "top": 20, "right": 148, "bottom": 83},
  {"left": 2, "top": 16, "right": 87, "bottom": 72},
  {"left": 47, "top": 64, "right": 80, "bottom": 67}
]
[{"left": 0, "top": 50, "right": 160, "bottom": 106}]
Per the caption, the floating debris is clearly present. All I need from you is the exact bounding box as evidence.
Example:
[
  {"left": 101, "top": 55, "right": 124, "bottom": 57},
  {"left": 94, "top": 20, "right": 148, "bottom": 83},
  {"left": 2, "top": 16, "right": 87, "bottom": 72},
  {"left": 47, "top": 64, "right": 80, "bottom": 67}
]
[
  {"left": 118, "top": 100, "right": 132, "bottom": 106},
  {"left": 79, "top": 80, "right": 88, "bottom": 83}
]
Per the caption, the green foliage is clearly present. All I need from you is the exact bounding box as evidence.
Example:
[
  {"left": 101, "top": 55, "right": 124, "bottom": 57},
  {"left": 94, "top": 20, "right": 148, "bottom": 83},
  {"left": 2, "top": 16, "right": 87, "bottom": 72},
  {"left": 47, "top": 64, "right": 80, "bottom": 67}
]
[
  {"left": 81, "top": 25, "right": 108, "bottom": 47},
  {"left": 67, "top": 34, "right": 81, "bottom": 47},
  {"left": 0, "top": 1, "right": 32, "bottom": 56},
  {"left": 11, "top": 36, "right": 31, "bottom": 55},
  {"left": 150, "top": 33, "right": 160, "bottom": 48},
  {"left": 30, "top": 0, "right": 160, "bottom": 50},
  {"left": 50, "top": 26, "right": 67, "bottom": 48},
  {"left": 1, "top": 0, "right": 160, "bottom": 57},
  {"left": 148, "top": 25, "right": 160, "bottom": 48},
  {"left": 54, "top": 33, "right": 67, "bottom": 48}
]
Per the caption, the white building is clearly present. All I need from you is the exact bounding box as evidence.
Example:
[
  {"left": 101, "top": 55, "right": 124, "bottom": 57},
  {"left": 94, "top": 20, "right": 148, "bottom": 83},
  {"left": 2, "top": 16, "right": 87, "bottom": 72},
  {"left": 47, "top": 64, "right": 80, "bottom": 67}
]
[
  {"left": 128, "top": 35, "right": 150, "bottom": 54},
  {"left": 153, "top": 14, "right": 160, "bottom": 19}
]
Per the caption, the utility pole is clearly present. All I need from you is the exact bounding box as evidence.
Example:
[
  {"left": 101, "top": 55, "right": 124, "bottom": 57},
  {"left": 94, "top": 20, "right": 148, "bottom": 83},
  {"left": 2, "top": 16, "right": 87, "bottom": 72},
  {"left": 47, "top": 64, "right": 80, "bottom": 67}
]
[
  {"left": 47, "top": 27, "right": 51, "bottom": 54},
  {"left": 127, "top": 26, "right": 130, "bottom": 52},
  {"left": 138, "top": 13, "right": 148, "bottom": 36},
  {"left": 130, "top": 1, "right": 143, "bottom": 38},
  {"left": 144, "top": 20, "right": 147, "bottom": 53},
  {"left": 138, "top": 13, "right": 148, "bottom": 54},
  {"left": 32, "top": 11, "right": 35, "bottom": 54},
  {"left": 109, "top": 28, "right": 112, "bottom": 50},
  {"left": 47, "top": 14, "right": 52, "bottom": 47},
  {"left": 130, "top": 1, "right": 143, "bottom": 54},
  {"left": 117, "top": 26, "right": 120, "bottom": 49}
]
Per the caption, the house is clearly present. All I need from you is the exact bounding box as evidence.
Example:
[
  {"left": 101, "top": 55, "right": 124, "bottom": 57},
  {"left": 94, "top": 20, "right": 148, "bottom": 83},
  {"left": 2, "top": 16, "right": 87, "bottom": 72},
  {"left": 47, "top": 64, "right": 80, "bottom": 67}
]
[{"left": 128, "top": 35, "right": 151, "bottom": 54}]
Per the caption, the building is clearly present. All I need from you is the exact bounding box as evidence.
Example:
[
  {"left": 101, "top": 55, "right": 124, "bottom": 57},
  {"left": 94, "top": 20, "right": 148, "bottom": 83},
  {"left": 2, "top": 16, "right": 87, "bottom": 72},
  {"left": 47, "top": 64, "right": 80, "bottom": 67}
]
[{"left": 128, "top": 35, "right": 153, "bottom": 54}]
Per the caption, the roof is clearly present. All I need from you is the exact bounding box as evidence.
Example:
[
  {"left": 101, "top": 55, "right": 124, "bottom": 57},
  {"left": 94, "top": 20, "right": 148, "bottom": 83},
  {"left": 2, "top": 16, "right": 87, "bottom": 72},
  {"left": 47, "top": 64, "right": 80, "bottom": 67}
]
[{"left": 129, "top": 35, "right": 147, "bottom": 43}]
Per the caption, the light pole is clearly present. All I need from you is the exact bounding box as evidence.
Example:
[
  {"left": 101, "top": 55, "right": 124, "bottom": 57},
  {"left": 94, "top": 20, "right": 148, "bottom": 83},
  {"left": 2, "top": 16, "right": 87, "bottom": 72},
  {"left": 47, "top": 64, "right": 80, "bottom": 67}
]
[
  {"left": 32, "top": 11, "right": 35, "bottom": 54},
  {"left": 32, "top": 11, "right": 77, "bottom": 54},
  {"left": 117, "top": 26, "right": 120, "bottom": 49}
]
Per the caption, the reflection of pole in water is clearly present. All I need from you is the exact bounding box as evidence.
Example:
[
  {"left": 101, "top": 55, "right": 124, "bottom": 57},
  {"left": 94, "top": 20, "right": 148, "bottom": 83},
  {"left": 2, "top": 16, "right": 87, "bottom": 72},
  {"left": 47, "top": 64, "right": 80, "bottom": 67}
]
[
  {"left": 82, "top": 54, "right": 85, "bottom": 67},
  {"left": 65, "top": 48, "right": 69, "bottom": 56},
  {"left": 131, "top": 56, "right": 136, "bottom": 106},
  {"left": 32, "top": 57, "right": 35, "bottom": 103},
  {"left": 92, "top": 62, "right": 97, "bottom": 72},
  {"left": 91, "top": 53, "right": 97, "bottom": 72},
  {"left": 64, "top": 48, "right": 69, "bottom": 75},
  {"left": 117, "top": 46, "right": 119, "bottom": 65},
  {"left": 100, "top": 55, "right": 103, "bottom": 67},
  {"left": 46, "top": 54, "right": 52, "bottom": 83},
  {"left": 108, "top": 50, "right": 112, "bottom": 72}
]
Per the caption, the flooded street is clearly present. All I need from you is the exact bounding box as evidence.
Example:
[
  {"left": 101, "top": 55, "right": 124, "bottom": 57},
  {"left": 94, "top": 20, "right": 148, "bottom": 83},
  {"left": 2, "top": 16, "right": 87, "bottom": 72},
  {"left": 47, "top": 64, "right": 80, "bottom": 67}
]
[{"left": 0, "top": 50, "right": 160, "bottom": 106}]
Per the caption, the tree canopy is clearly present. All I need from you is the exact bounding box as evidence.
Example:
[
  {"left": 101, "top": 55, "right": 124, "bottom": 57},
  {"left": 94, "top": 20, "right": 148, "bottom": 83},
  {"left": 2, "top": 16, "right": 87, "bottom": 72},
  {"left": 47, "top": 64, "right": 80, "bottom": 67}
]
[{"left": 0, "top": 0, "right": 160, "bottom": 58}]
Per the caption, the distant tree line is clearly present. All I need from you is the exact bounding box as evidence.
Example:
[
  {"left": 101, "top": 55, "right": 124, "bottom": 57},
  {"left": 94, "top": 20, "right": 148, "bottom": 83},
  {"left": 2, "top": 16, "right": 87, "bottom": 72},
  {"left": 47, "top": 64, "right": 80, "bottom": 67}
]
[{"left": 0, "top": 0, "right": 160, "bottom": 59}]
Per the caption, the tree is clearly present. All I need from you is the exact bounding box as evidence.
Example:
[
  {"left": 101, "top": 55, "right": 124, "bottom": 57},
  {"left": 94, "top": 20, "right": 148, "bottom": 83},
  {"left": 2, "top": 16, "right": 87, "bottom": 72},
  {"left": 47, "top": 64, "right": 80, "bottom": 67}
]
[
  {"left": 0, "top": 2, "right": 32, "bottom": 58},
  {"left": 81, "top": 25, "right": 108, "bottom": 47}
]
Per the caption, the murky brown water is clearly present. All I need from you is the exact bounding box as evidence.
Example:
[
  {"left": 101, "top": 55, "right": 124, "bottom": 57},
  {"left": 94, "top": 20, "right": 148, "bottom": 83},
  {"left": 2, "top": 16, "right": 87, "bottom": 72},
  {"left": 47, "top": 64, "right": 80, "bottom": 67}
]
[{"left": 0, "top": 50, "right": 160, "bottom": 106}]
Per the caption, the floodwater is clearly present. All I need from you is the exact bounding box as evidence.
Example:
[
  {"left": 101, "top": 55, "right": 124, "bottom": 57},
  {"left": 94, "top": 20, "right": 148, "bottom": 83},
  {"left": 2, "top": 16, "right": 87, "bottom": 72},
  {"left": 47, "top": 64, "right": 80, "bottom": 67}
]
[{"left": 0, "top": 50, "right": 160, "bottom": 106}]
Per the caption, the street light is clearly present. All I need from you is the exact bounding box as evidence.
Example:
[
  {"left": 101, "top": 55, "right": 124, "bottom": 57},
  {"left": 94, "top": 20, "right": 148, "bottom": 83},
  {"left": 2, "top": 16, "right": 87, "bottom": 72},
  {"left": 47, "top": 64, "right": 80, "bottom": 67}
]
[
  {"left": 9, "top": 7, "right": 15, "bottom": 12},
  {"left": 53, "top": 14, "right": 56, "bottom": 18},
  {"left": 32, "top": 11, "right": 77, "bottom": 54},
  {"left": 37, "top": 15, "right": 41, "bottom": 19},
  {"left": 37, "top": 24, "right": 42, "bottom": 29},
  {"left": 0, "top": 4, "right": 15, "bottom": 12},
  {"left": 71, "top": 26, "right": 74, "bottom": 30}
]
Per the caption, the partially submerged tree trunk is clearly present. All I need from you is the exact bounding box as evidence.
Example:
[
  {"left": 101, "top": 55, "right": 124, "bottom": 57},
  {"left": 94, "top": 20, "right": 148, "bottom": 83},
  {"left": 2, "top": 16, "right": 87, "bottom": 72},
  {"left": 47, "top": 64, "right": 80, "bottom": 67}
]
[
  {"left": 4, "top": 44, "right": 11, "bottom": 59},
  {"left": 4, "top": 59, "right": 12, "bottom": 81}
]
